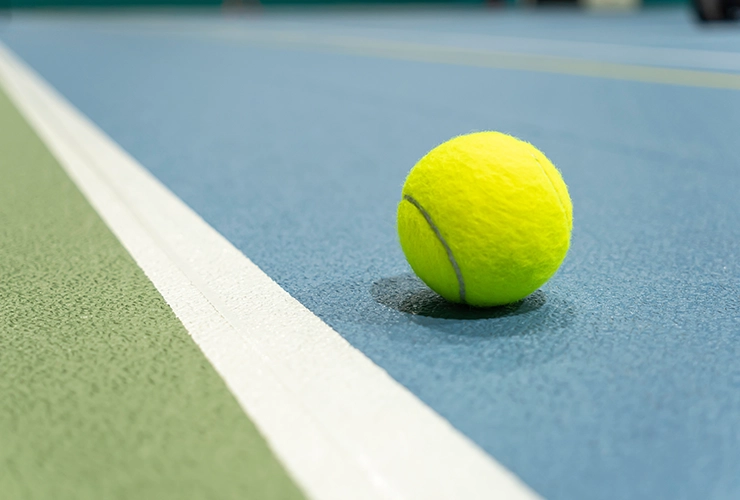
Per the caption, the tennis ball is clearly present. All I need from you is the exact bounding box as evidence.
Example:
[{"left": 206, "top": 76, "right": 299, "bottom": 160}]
[{"left": 397, "top": 131, "right": 572, "bottom": 307}]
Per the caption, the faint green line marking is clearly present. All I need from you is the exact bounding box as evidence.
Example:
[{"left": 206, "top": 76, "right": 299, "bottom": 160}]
[
  {"left": 208, "top": 29, "right": 740, "bottom": 91},
  {"left": 95, "top": 22, "right": 740, "bottom": 90}
]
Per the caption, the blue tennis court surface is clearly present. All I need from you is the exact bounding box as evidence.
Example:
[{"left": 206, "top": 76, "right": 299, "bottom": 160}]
[{"left": 2, "top": 7, "right": 739, "bottom": 499}]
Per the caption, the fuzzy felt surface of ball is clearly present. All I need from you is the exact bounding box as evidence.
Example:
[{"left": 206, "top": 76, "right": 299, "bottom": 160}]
[{"left": 397, "top": 131, "right": 573, "bottom": 307}]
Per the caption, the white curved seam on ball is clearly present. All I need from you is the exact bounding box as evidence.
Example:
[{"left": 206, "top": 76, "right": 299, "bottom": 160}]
[
  {"left": 530, "top": 153, "right": 569, "bottom": 229},
  {"left": 403, "top": 194, "right": 467, "bottom": 304}
]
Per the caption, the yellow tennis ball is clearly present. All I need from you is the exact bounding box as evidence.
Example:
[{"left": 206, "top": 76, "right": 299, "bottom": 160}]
[{"left": 397, "top": 131, "right": 572, "bottom": 307}]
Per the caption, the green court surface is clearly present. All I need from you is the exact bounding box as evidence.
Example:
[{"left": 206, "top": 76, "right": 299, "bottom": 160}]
[{"left": 0, "top": 88, "right": 305, "bottom": 500}]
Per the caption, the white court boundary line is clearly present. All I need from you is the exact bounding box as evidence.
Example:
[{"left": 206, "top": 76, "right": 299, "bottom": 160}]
[{"left": 0, "top": 43, "right": 540, "bottom": 500}]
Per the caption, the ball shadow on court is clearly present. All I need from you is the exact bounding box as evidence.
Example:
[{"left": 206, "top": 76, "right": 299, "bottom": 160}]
[{"left": 371, "top": 273, "right": 547, "bottom": 321}]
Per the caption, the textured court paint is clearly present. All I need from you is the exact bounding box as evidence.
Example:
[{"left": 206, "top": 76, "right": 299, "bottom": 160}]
[
  {"left": 2, "top": 11, "right": 740, "bottom": 500},
  {"left": 0, "top": 89, "right": 306, "bottom": 500}
]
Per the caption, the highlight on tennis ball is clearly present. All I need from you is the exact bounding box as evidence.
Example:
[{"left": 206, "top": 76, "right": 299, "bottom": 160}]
[{"left": 397, "top": 131, "right": 573, "bottom": 308}]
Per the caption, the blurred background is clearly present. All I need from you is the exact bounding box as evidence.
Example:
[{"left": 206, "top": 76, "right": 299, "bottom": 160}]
[
  {"left": 1, "top": 0, "right": 737, "bottom": 27},
  {"left": 0, "top": 0, "right": 688, "bottom": 10}
]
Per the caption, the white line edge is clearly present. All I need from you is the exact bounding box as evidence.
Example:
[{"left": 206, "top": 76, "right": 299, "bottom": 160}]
[{"left": 0, "top": 42, "right": 541, "bottom": 500}]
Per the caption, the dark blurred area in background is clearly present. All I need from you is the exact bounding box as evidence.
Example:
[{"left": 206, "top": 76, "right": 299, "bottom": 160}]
[
  {"left": 0, "top": 0, "right": 736, "bottom": 32},
  {"left": 0, "top": 0, "right": 691, "bottom": 9}
]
